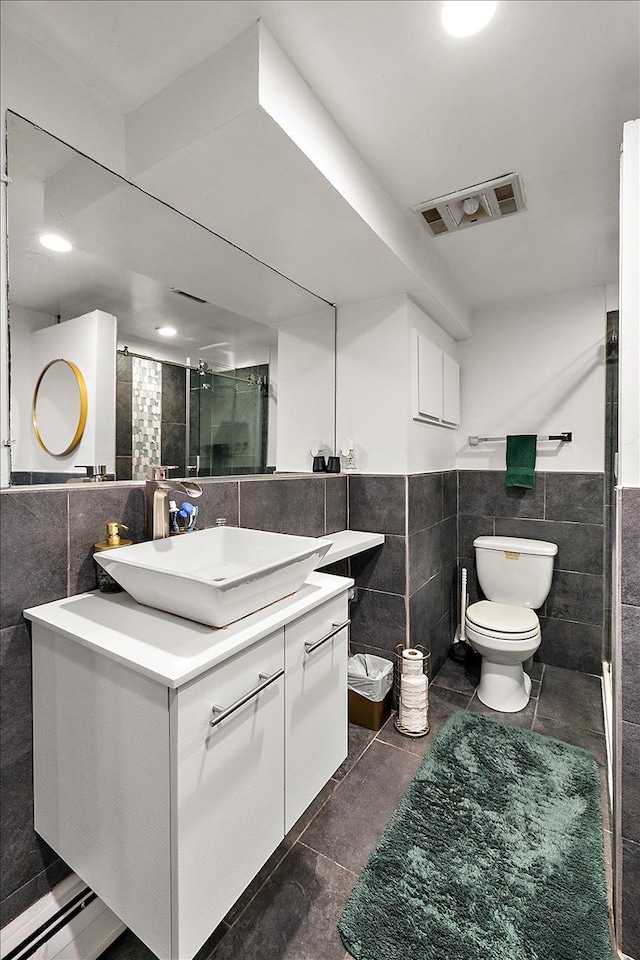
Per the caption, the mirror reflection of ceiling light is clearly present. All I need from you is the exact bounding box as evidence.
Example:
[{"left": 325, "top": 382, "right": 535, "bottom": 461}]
[
  {"left": 442, "top": 1, "right": 498, "bottom": 37},
  {"left": 157, "top": 326, "right": 177, "bottom": 337},
  {"left": 39, "top": 233, "right": 73, "bottom": 252}
]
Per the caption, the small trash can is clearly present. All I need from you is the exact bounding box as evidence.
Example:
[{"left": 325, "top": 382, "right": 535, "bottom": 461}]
[{"left": 347, "top": 654, "right": 394, "bottom": 730}]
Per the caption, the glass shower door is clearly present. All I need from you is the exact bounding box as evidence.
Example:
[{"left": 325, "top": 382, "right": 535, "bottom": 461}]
[{"left": 190, "top": 366, "right": 268, "bottom": 476}]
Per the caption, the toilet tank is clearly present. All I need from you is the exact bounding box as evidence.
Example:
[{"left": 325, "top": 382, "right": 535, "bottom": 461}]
[{"left": 473, "top": 536, "right": 558, "bottom": 608}]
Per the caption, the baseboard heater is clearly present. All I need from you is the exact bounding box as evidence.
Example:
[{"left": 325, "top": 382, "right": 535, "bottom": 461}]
[{"left": 1, "top": 873, "right": 125, "bottom": 960}]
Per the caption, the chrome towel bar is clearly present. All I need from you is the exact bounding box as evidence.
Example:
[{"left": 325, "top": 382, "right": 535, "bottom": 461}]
[{"left": 468, "top": 432, "right": 572, "bottom": 446}]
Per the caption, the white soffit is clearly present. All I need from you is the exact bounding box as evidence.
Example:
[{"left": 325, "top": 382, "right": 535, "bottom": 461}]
[{"left": 125, "top": 23, "right": 472, "bottom": 340}]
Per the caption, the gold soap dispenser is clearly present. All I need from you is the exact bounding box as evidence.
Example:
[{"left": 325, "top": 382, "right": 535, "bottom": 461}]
[{"left": 94, "top": 522, "right": 133, "bottom": 593}]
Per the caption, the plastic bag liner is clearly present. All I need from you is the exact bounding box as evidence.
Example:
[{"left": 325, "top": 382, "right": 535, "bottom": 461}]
[{"left": 347, "top": 654, "right": 394, "bottom": 703}]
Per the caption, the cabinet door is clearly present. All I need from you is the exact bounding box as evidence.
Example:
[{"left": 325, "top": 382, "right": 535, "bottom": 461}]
[
  {"left": 442, "top": 353, "right": 460, "bottom": 425},
  {"left": 284, "top": 594, "right": 348, "bottom": 833},
  {"left": 173, "top": 629, "right": 285, "bottom": 960},
  {"left": 417, "top": 335, "right": 443, "bottom": 421}
]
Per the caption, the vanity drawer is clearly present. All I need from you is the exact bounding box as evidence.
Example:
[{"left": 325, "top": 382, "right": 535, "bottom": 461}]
[
  {"left": 284, "top": 594, "right": 349, "bottom": 831},
  {"left": 173, "top": 628, "right": 285, "bottom": 959}
]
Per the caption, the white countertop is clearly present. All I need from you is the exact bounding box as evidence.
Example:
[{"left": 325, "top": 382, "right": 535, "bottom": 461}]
[
  {"left": 24, "top": 572, "right": 353, "bottom": 689},
  {"left": 316, "top": 529, "right": 385, "bottom": 565}
]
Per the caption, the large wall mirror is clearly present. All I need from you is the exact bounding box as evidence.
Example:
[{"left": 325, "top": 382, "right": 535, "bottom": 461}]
[{"left": 5, "top": 111, "right": 336, "bottom": 486}]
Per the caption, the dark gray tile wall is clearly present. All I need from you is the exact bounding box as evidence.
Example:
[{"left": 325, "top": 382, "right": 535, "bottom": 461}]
[
  {"left": 619, "top": 485, "right": 640, "bottom": 960},
  {"left": 622, "top": 838, "right": 640, "bottom": 959},
  {"left": 348, "top": 475, "right": 405, "bottom": 535},
  {"left": 346, "top": 472, "right": 457, "bottom": 679},
  {"left": 0, "top": 467, "right": 618, "bottom": 933},
  {"left": 408, "top": 473, "right": 457, "bottom": 677},
  {"left": 115, "top": 354, "right": 132, "bottom": 481},
  {"left": 458, "top": 470, "right": 605, "bottom": 675},
  {"left": 239, "top": 476, "right": 326, "bottom": 537},
  {"left": 347, "top": 475, "right": 407, "bottom": 662},
  {"left": 160, "top": 363, "right": 187, "bottom": 477},
  {"left": 325, "top": 476, "right": 347, "bottom": 534},
  {"left": 0, "top": 473, "right": 346, "bottom": 925},
  {"left": 621, "top": 488, "right": 640, "bottom": 607}
]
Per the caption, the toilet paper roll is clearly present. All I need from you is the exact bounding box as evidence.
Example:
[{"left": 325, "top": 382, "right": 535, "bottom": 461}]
[
  {"left": 401, "top": 706, "right": 427, "bottom": 723},
  {"left": 400, "top": 703, "right": 428, "bottom": 732},
  {"left": 400, "top": 670, "right": 428, "bottom": 732},
  {"left": 401, "top": 674, "right": 428, "bottom": 692},
  {"left": 402, "top": 648, "right": 425, "bottom": 676},
  {"left": 401, "top": 675, "right": 428, "bottom": 708},
  {"left": 401, "top": 687, "right": 427, "bottom": 701}
]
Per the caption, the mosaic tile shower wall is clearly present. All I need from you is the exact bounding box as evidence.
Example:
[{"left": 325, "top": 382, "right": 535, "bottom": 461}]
[{"left": 131, "top": 357, "right": 162, "bottom": 480}]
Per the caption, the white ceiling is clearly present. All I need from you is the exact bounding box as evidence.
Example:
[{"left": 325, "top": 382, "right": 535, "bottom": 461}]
[{"left": 2, "top": 0, "right": 638, "bottom": 314}]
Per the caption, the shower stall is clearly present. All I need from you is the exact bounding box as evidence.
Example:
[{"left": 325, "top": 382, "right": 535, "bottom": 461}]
[
  {"left": 117, "top": 352, "right": 269, "bottom": 480},
  {"left": 189, "top": 364, "right": 269, "bottom": 477}
]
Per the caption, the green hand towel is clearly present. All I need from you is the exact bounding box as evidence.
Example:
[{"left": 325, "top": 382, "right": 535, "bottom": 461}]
[{"left": 506, "top": 434, "right": 537, "bottom": 488}]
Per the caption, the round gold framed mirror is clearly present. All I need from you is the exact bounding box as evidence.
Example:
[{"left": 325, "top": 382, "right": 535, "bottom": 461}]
[{"left": 32, "top": 358, "right": 88, "bottom": 456}]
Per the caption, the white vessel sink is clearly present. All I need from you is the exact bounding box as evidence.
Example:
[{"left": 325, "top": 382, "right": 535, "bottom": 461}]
[{"left": 95, "top": 527, "right": 332, "bottom": 627}]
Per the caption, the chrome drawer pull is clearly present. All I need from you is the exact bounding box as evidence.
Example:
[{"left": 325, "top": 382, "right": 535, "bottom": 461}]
[
  {"left": 210, "top": 668, "right": 284, "bottom": 728},
  {"left": 305, "top": 619, "right": 351, "bottom": 654}
]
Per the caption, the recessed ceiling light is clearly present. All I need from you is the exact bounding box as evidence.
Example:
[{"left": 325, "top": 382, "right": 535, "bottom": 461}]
[
  {"left": 442, "top": 1, "right": 498, "bottom": 37},
  {"left": 39, "top": 233, "right": 73, "bottom": 252},
  {"left": 157, "top": 326, "right": 177, "bottom": 337}
]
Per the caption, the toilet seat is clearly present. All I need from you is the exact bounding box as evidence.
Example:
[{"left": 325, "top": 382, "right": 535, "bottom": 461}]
[{"left": 466, "top": 600, "right": 539, "bottom": 640}]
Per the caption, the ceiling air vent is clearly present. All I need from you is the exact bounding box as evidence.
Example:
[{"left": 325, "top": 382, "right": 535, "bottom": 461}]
[
  {"left": 171, "top": 288, "right": 209, "bottom": 304},
  {"left": 413, "top": 172, "right": 526, "bottom": 237}
]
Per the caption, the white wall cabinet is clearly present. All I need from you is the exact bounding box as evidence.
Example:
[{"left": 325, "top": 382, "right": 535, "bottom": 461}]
[
  {"left": 442, "top": 352, "right": 460, "bottom": 426},
  {"left": 29, "top": 585, "right": 349, "bottom": 960},
  {"left": 414, "top": 332, "right": 460, "bottom": 428}
]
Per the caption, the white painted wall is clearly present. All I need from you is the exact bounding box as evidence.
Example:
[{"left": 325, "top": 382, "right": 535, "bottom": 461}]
[
  {"left": 22, "top": 311, "right": 117, "bottom": 475},
  {"left": 336, "top": 295, "right": 458, "bottom": 474},
  {"left": 619, "top": 119, "right": 640, "bottom": 487},
  {"left": 9, "top": 306, "right": 56, "bottom": 474},
  {"left": 606, "top": 284, "right": 619, "bottom": 312},
  {"left": 267, "top": 344, "right": 278, "bottom": 468},
  {"left": 275, "top": 307, "right": 334, "bottom": 472},
  {"left": 456, "top": 288, "right": 606, "bottom": 473},
  {"left": 336, "top": 296, "right": 407, "bottom": 474}
]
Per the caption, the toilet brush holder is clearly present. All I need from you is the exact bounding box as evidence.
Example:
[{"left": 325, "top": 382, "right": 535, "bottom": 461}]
[{"left": 393, "top": 644, "right": 430, "bottom": 738}]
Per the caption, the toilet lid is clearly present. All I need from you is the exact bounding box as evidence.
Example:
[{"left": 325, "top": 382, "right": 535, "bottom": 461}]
[{"left": 466, "top": 600, "right": 539, "bottom": 634}]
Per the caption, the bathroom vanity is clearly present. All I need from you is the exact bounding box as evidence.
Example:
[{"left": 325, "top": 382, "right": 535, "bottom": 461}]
[{"left": 25, "top": 572, "right": 351, "bottom": 960}]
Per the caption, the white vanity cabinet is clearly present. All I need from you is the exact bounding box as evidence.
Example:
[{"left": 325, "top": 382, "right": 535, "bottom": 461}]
[
  {"left": 172, "top": 630, "right": 285, "bottom": 959},
  {"left": 285, "top": 593, "right": 348, "bottom": 831},
  {"left": 26, "top": 573, "right": 350, "bottom": 960}
]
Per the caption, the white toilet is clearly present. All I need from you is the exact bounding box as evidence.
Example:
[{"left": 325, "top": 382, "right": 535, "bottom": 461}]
[{"left": 465, "top": 536, "right": 558, "bottom": 713}]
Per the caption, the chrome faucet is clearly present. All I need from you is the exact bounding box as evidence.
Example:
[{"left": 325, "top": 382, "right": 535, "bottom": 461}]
[
  {"left": 67, "top": 465, "right": 115, "bottom": 483},
  {"left": 146, "top": 468, "right": 202, "bottom": 540}
]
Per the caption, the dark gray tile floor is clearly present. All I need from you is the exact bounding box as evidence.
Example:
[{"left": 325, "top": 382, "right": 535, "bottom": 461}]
[{"left": 100, "top": 658, "right": 610, "bottom": 960}]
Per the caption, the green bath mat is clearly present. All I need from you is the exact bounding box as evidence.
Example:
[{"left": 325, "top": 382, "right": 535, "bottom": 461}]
[{"left": 338, "top": 711, "right": 611, "bottom": 960}]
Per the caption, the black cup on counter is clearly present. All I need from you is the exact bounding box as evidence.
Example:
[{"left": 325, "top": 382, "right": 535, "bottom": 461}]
[
  {"left": 312, "top": 455, "right": 327, "bottom": 472},
  {"left": 326, "top": 456, "right": 341, "bottom": 473}
]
